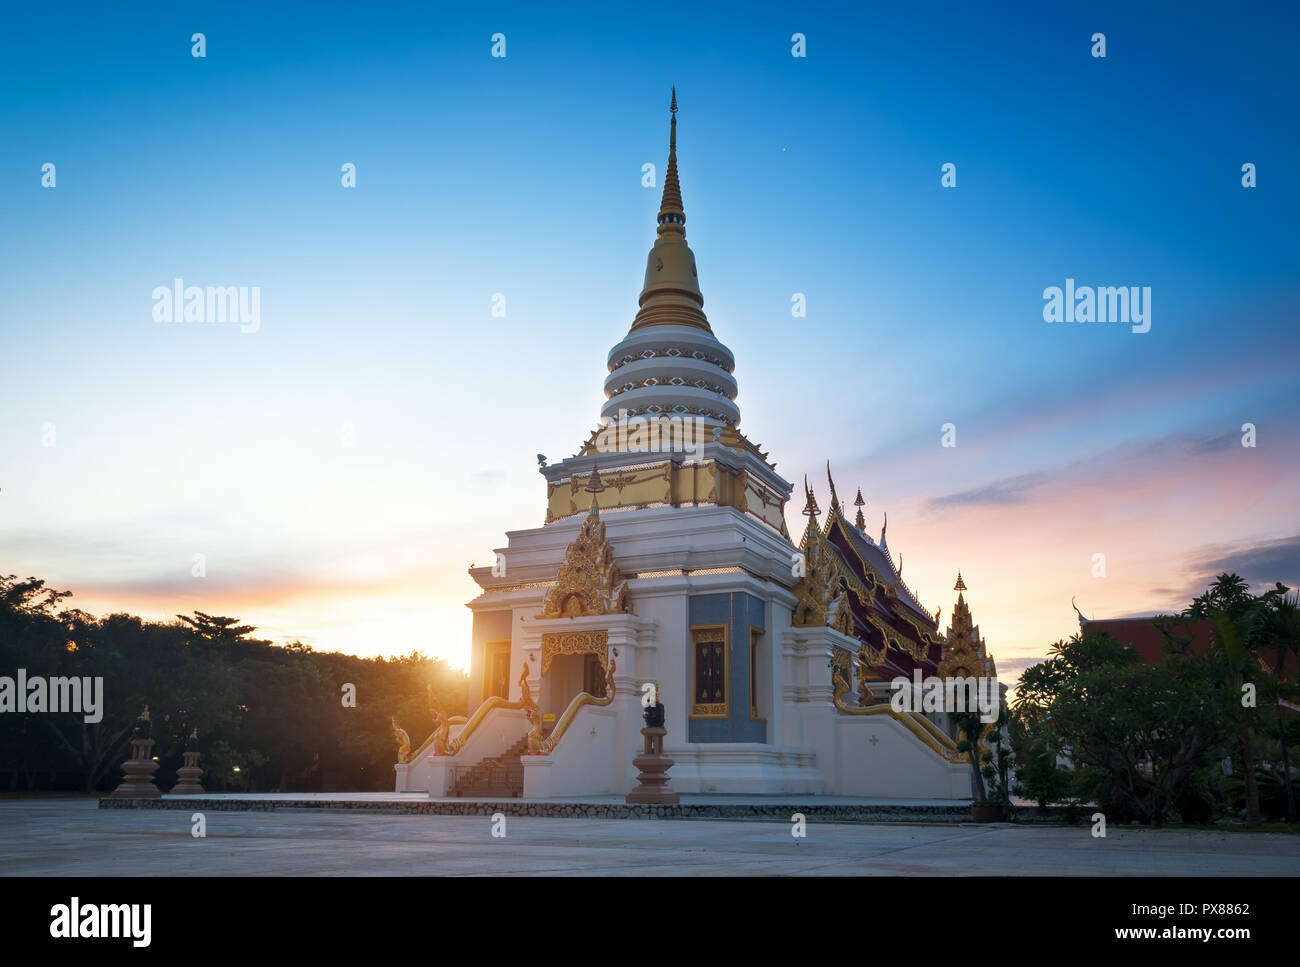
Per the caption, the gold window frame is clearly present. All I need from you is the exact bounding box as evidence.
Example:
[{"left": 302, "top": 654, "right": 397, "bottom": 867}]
[{"left": 689, "top": 623, "right": 729, "bottom": 718}]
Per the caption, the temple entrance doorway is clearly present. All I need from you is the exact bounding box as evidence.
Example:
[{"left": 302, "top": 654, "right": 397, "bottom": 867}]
[{"left": 539, "top": 653, "right": 608, "bottom": 722}]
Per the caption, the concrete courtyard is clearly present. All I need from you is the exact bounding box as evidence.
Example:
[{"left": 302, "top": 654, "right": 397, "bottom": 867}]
[{"left": 2, "top": 798, "right": 1297, "bottom": 876}]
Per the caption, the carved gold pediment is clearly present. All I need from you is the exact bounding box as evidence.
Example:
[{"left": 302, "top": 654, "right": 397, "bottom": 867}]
[
  {"left": 537, "top": 510, "right": 634, "bottom": 618},
  {"left": 792, "top": 527, "right": 867, "bottom": 628},
  {"left": 939, "top": 586, "right": 992, "bottom": 680},
  {"left": 938, "top": 643, "right": 981, "bottom": 680},
  {"left": 541, "top": 630, "right": 609, "bottom": 675}
]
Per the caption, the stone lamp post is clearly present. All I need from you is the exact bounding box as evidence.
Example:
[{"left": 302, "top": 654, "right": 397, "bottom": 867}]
[
  {"left": 110, "top": 706, "right": 161, "bottom": 799},
  {"left": 170, "top": 728, "right": 205, "bottom": 795},
  {"left": 626, "top": 701, "right": 679, "bottom": 804}
]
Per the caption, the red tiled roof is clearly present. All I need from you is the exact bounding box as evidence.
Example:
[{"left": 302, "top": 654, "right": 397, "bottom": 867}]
[{"left": 1083, "top": 616, "right": 1294, "bottom": 677}]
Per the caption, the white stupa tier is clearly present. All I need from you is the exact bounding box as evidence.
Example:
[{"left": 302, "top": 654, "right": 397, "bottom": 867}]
[{"left": 603, "top": 324, "right": 739, "bottom": 427}]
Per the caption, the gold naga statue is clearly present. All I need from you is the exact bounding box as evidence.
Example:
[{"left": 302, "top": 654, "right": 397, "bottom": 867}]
[
  {"left": 391, "top": 716, "right": 411, "bottom": 763},
  {"left": 521, "top": 664, "right": 544, "bottom": 754},
  {"left": 427, "top": 684, "right": 452, "bottom": 755},
  {"left": 524, "top": 707, "right": 543, "bottom": 754}
]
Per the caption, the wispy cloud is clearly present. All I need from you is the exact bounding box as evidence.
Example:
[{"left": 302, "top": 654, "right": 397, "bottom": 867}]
[
  {"left": 995, "top": 655, "right": 1048, "bottom": 677},
  {"left": 1188, "top": 431, "right": 1241, "bottom": 454},
  {"left": 928, "top": 472, "right": 1048, "bottom": 508},
  {"left": 1186, "top": 534, "right": 1300, "bottom": 593}
]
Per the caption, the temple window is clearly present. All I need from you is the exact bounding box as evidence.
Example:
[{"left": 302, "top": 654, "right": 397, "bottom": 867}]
[{"left": 691, "top": 625, "right": 728, "bottom": 717}]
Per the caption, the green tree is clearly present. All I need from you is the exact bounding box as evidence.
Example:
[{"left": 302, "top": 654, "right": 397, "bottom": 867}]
[
  {"left": 176, "top": 611, "right": 257, "bottom": 642},
  {"left": 1180, "top": 573, "right": 1288, "bottom": 828},
  {"left": 950, "top": 707, "right": 988, "bottom": 802},
  {"left": 979, "top": 699, "right": 1016, "bottom": 815},
  {"left": 1262, "top": 590, "right": 1300, "bottom": 822},
  {"left": 2, "top": 573, "right": 470, "bottom": 793},
  {"left": 1009, "top": 704, "right": 1071, "bottom": 811},
  {"left": 1015, "top": 630, "right": 1228, "bottom": 825}
]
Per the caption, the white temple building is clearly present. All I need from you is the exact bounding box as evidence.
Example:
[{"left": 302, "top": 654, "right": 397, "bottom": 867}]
[{"left": 395, "top": 92, "right": 999, "bottom": 800}]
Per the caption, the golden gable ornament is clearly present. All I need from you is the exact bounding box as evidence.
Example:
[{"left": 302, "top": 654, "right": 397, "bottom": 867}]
[{"left": 538, "top": 508, "right": 633, "bottom": 618}]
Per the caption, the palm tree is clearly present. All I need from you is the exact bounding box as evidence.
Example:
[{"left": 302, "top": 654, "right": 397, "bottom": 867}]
[{"left": 952, "top": 708, "right": 989, "bottom": 803}]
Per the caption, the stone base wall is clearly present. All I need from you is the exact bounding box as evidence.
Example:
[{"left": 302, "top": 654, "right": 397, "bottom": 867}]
[{"left": 98, "top": 797, "right": 1078, "bottom": 823}]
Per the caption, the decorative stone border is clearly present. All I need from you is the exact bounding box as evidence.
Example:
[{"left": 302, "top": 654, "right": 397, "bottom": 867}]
[{"left": 98, "top": 797, "right": 1077, "bottom": 823}]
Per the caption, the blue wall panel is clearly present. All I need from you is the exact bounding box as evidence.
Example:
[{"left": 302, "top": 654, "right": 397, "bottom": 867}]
[{"left": 687, "top": 591, "right": 767, "bottom": 744}]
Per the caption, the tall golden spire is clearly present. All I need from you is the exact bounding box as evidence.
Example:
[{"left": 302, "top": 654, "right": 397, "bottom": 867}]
[
  {"left": 628, "top": 88, "right": 708, "bottom": 334},
  {"left": 853, "top": 488, "right": 866, "bottom": 530},
  {"left": 657, "top": 86, "right": 685, "bottom": 238},
  {"left": 939, "top": 570, "right": 993, "bottom": 681}
]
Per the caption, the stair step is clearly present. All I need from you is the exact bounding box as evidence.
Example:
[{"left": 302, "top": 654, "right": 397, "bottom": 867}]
[{"left": 449, "top": 733, "right": 529, "bottom": 798}]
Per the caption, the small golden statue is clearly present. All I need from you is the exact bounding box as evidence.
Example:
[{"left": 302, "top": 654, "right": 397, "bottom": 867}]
[{"left": 391, "top": 716, "right": 411, "bottom": 763}]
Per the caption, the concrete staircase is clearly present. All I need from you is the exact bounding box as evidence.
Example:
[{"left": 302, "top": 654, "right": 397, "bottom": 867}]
[{"left": 449, "top": 735, "right": 530, "bottom": 798}]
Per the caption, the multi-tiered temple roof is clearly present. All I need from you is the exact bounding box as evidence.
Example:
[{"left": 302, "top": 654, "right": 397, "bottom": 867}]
[
  {"left": 793, "top": 468, "right": 997, "bottom": 683},
  {"left": 794, "top": 467, "right": 945, "bottom": 680}
]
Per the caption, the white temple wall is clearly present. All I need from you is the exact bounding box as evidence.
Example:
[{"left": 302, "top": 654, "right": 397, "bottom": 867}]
[
  {"left": 624, "top": 581, "right": 690, "bottom": 747},
  {"left": 831, "top": 716, "right": 973, "bottom": 799},
  {"left": 762, "top": 590, "right": 795, "bottom": 745},
  {"left": 522, "top": 705, "right": 621, "bottom": 797},
  {"left": 663, "top": 744, "right": 824, "bottom": 794}
]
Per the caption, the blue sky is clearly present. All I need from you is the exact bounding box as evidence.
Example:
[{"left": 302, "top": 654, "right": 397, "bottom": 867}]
[{"left": 2, "top": 1, "right": 1298, "bottom": 675}]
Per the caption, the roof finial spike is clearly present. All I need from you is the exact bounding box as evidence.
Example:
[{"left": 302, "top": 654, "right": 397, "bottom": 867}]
[
  {"left": 825, "top": 461, "right": 840, "bottom": 513},
  {"left": 801, "top": 475, "right": 821, "bottom": 520},
  {"left": 879, "top": 511, "right": 888, "bottom": 548},
  {"left": 657, "top": 88, "right": 685, "bottom": 237},
  {"left": 954, "top": 570, "right": 967, "bottom": 592},
  {"left": 853, "top": 488, "right": 866, "bottom": 530}
]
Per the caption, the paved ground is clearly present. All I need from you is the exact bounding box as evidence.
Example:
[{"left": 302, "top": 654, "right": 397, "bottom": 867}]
[{"left": 2, "top": 799, "right": 1296, "bottom": 876}]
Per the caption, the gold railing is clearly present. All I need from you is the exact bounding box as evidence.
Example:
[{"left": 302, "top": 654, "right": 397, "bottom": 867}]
[
  {"left": 409, "top": 657, "right": 618, "bottom": 763},
  {"left": 832, "top": 667, "right": 967, "bottom": 763},
  {"left": 408, "top": 664, "right": 531, "bottom": 761},
  {"left": 527, "top": 658, "right": 617, "bottom": 755}
]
